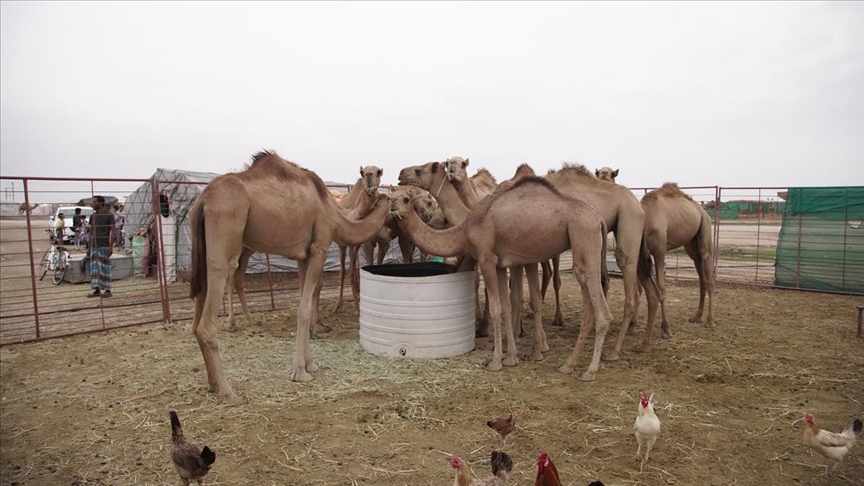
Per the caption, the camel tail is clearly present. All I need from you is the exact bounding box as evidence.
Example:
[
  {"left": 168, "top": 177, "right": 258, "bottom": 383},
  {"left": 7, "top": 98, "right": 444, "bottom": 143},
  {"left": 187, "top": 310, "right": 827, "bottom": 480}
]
[{"left": 189, "top": 201, "right": 207, "bottom": 299}]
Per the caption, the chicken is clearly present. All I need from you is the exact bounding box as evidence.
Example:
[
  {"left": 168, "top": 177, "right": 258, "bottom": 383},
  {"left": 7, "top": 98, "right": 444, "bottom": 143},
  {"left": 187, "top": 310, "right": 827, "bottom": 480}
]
[
  {"left": 634, "top": 392, "right": 661, "bottom": 463},
  {"left": 803, "top": 412, "right": 862, "bottom": 477},
  {"left": 534, "top": 451, "right": 561, "bottom": 486},
  {"left": 169, "top": 411, "right": 216, "bottom": 486},
  {"left": 487, "top": 411, "right": 517, "bottom": 446},
  {"left": 450, "top": 451, "right": 513, "bottom": 486}
]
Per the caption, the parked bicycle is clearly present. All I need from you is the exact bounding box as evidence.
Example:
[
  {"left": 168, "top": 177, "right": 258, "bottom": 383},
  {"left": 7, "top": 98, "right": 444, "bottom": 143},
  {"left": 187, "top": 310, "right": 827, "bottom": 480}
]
[
  {"left": 74, "top": 225, "right": 90, "bottom": 252},
  {"left": 40, "top": 242, "right": 71, "bottom": 285}
]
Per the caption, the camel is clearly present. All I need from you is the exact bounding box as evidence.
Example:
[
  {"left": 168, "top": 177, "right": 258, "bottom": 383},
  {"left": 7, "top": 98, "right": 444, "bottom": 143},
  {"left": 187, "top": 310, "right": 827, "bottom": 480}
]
[
  {"left": 595, "top": 167, "right": 619, "bottom": 183},
  {"left": 334, "top": 166, "right": 383, "bottom": 313},
  {"left": 628, "top": 182, "right": 716, "bottom": 337},
  {"left": 446, "top": 160, "right": 564, "bottom": 337},
  {"left": 188, "top": 151, "right": 390, "bottom": 403},
  {"left": 389, "top": 177, "right": 612, "bottom": 380},
  {"left": 544, "top": 163, "right": 660, "bottom": 359}
]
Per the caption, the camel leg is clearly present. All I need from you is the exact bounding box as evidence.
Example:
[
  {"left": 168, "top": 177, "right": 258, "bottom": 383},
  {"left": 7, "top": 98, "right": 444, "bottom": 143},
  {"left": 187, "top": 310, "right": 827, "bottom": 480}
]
[
  {"left": 525, "top": 263, "right": 547, "bottom": 360},
  {"left": 228, "top": 248, "right": 254, "bottom": 331},
  {"left": 194, "top": 247, "right": 242, "bottom": 404},
  {"left": 291, "top": 250, "right": 325, "bottom": 382},
  {"left": 686, "top": 239, "right": 716, "bottom": 327},
  {"left": 607, "top": 238, "right": 642, "bottom": 361},
  {"left": 509, "top": 265, "right": 525, "bottom": 339},
  {"left": 335, "top": 245, "right": 348, "bottom": 313},
  {"left": 574, "top": 233, "right": 612, "bottom": 382},
  {"left": 350, "top": 246, "right": 363, "bottom": 313},
  {"left": 551, "top": 255, "right": 564, "bottom": 327},
  {"left": 311, "top": 271, "right": 330, "bottom": 335},
  {"left": 558, "top": 284, "right": 594, "bottom": 374},
  {"left": 475, "top": 268, "right": 491, "bottom": 337},
  {"left": 634, "top": 262, "right": 662, "bottom": 352},
  {"left": 654, "top": 250, "right": 670, "bottom": 333},
  {"left": 376, "top": 240, "right": 387, "bottom": 265},
  {"left": 498, "top": 267, "right": 518, "bottom": 367},
  {"left": 397, "top": 235, "right": 414, "bottom": 264},
  {"left": 478, "top": 257, "right": 504, "bottom": 371}
]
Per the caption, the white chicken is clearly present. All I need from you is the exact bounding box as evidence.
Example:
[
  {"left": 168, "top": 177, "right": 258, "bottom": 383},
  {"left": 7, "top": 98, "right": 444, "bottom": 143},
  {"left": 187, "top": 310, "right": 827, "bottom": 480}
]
[
  {"left": 802, "top": 412, "right": 862, "bottom": 477},
  {"left": 634, "top": 392, "right": 661, "bottom": 463}
]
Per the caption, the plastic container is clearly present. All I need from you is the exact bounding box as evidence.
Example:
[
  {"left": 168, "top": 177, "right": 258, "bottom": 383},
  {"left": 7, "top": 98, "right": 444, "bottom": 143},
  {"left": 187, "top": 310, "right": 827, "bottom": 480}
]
[{"left": 359, "top": 262, "right": 476, "bottom": 358}]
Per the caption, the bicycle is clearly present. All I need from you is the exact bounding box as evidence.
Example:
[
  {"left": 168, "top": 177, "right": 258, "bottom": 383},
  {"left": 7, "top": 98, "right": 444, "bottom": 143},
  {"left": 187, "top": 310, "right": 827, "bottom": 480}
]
[
  {"left": 73, "top": 226, "right": 90, "bottom": 252},
  {"left": 40, "top": 242, "right": 71, "bottom": 285}
]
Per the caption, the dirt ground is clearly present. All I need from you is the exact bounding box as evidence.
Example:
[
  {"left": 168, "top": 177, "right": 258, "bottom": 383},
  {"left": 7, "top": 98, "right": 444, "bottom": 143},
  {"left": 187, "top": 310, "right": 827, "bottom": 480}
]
[{"left": 1, "top": 274, "right": 863, "bottom": 486}]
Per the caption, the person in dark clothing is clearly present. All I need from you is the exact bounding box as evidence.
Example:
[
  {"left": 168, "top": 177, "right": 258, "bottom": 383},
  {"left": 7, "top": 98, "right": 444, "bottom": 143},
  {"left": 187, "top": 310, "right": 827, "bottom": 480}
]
[
  {"left": 72, "top": 207, "right": 87, "bottom": 234},
  {"left": 159, "top": 190, "right": 171, "bottom": 218},
  {"left": 87, "top": 195, "right": 116, "bottom": 298}
]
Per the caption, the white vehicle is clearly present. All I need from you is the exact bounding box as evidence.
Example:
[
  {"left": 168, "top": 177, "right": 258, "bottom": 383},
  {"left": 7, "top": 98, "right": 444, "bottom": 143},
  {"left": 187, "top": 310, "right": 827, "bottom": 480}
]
[{"left": 48, "top": 206, "right": 94, "bottom": 240}]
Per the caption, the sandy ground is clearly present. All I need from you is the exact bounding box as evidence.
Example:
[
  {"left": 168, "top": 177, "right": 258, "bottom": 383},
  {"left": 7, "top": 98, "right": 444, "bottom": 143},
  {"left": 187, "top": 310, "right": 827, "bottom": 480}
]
[{"left": 1, "top": 273, "right": 862, "bottom": 486}]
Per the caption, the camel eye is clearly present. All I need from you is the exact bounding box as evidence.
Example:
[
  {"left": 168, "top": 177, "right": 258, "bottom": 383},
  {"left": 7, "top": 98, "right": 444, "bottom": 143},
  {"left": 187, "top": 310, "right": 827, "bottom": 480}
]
[
  {"left": 414, "top": 169, "right": 421, "bottom": 176},
  {"left": 402, "top": 197, "right": 409, "bottom": 204}
]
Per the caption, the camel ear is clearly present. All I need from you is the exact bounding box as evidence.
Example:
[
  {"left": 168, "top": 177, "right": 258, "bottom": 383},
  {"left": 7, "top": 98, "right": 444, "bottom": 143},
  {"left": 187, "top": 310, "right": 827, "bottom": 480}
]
[
  {"left": 613, "top": 169, "right": 619, "bottom": 178},
  {"left": 595, "top": 169, "right": 600, "bottom": 177},
  {"left": 359, "top": 166, "right": 364, "bottom": 176},
  {"left": 377, "top": 169, "right": 383, "bottom": 177},
  {"left": 388, "top": 185, "right": 395, "bottom": 194},
  {"left": 431, "top": 162, "right": 439, "bottom": 173},
  {"left": 463, "top": 158, "right": 469, "bottom": 168}
]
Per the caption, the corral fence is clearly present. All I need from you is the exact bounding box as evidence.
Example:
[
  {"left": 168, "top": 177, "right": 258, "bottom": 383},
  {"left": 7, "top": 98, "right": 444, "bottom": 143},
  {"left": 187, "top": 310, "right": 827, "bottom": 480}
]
[{"left": 1, "top": 176, "right": 861, "bottom": 346}]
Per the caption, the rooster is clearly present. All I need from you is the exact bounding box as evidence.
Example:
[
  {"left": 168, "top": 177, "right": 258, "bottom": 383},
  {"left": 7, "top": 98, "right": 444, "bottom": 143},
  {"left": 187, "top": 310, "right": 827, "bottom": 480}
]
[
  {"left": 634, "top": 392, "right": 661, "bottom": 463},
  {"left": 534, "top": 451, "right": 561, "bottom": 486},
  {"left": 169, "top": 411, "right": 216, "bottom": 486},
  {"left": 803, "top": 412, "right": 862, "bottom": 477},
  {"left": 487, "top": 411, "right": 517, "bottom": 446},
  {"left": 450, "top": 451, "right": 513, "bottom": 486}
]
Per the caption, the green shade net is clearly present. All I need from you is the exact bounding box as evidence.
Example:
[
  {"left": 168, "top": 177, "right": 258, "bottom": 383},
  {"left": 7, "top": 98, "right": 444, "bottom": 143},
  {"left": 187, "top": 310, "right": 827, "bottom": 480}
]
[{"left": 774, "top": 187, "right": 864, "bottom": 293}]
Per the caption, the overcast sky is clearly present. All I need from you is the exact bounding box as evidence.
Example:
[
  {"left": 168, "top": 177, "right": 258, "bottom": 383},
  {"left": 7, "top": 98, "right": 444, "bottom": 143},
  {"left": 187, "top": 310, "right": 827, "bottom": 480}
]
[{"left": 1, "top": 1, "right": 862, "bottom": 192}]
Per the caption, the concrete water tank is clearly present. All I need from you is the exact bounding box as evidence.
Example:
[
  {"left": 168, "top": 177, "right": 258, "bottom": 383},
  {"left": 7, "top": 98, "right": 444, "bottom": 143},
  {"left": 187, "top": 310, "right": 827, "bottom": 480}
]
[{"left": 359, "top": 262, "right": 476, "bottom": 359}]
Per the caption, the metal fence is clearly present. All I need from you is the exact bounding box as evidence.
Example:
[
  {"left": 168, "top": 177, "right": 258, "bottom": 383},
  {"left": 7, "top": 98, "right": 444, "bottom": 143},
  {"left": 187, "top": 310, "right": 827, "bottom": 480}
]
[{"left": 0, "top": 177, "right": 858, "bottom": 346}]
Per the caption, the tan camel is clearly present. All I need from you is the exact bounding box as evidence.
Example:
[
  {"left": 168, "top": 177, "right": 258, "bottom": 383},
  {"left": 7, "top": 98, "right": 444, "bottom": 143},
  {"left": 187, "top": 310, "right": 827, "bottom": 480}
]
[
  {"left": 628, "top": 182, "right": 716, "bottom": 337},
  {"left": 188, "top": 151, "right": 390, "bottom": 403},
  {"left": 595, "top": 167, "right": 619, "bottom": 183},
  {"left": 445, "top": 160, "right": 563, "bottom": 339},
  {"left": 334, "top": 166, "right": 383, "bottom": 313},
  {"left": 544, "top": 164, "right": 660, "bottom": 358},
  {"left": 389, "top": 178, "right": 612, "bottom": 380}
]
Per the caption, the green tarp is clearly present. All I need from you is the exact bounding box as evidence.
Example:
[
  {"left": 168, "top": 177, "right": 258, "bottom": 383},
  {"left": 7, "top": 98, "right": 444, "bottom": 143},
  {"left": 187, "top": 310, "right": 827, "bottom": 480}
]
[{"left": 774, "top": 187, "right": 864, "bottom": 294}]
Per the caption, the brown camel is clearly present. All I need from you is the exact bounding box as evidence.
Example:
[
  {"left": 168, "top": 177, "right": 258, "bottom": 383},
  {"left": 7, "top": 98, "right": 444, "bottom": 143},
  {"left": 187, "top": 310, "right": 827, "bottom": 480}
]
[
  {"left": 446, "top": 160, "right": 564, "bottom": 338},
  {"left": 188, "top": 151, "right": 390, "bottom": 403},
  {"left": 544, "top": 163, "right": 660, "bottom": 359},
  {"left": 334, "top": 166, "right": 383, "bottom": 313},
  {"left": 629, "top": 182, "right": 716, "bottom": 336},
  {"left": 595, "top": 167, "right": 619, "bottom": 183},
  {"left": 389, "top": 177, "right": 612, "bottom": 380}
]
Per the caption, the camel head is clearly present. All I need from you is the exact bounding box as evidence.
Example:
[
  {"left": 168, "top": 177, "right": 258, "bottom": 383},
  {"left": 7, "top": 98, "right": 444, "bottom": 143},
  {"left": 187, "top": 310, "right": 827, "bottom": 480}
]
[
  {"left": 360, "top": 165, "right": 383, "bottom": 196},
  {"left": 595, "top": 167, "right": 619, "bottom": 183},
  {"left": 397, "top": 161, "right": 444, "bottom": 192},
  {"left": 387, "top": 185, "right": 416, "bottom": 221},
  {"left": 411, "top": 189, "right": 438, "bottom": 223},
  {"left": 444, "top": 156, "right": 470, "bottom": 183}
]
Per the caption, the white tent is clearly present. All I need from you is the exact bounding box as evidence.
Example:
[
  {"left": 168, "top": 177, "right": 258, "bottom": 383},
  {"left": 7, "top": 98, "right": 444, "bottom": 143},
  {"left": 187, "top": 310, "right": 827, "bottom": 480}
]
[{"left": 124, "top": 168, "right": 405, "bottom": 279}]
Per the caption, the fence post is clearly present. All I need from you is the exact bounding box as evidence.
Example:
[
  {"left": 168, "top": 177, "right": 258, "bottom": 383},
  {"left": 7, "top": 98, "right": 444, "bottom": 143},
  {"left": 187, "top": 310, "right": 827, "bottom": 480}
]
[
  {"left": 713, "top": 186, "right": 721, "bottom": 270},
  {"left": 755, "top": 188, "right": 762, "bottom": 284},
  {"left": 151, "top": 180, "right": 172, "bottom": 323},
  {"left": 795, "top": 213, "right": 802, "bottom": 288},
  {"left": 22, "top": 179, "right": 41, "bottom": 339}
]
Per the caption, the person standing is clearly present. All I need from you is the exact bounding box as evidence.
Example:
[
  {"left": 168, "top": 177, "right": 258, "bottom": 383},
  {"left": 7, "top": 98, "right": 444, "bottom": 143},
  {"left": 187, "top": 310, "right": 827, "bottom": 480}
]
[
  {"left": 113, "top": 203, "right": 126, "bottom": 248},
  {"left": 54, "top": 212, "right": 67, "bottom": 243},
  {"left": 87, "top": 195, "right": 115, "bottom": 298},
  {"left": 72, "top": 207, "right": 86, "bottom": 235}
]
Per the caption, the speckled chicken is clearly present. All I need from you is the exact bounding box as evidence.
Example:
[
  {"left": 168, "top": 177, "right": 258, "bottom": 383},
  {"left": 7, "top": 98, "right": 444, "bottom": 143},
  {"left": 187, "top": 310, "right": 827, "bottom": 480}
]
[{"left": 169, "top": 411, "right": 216, "bottom": 485}]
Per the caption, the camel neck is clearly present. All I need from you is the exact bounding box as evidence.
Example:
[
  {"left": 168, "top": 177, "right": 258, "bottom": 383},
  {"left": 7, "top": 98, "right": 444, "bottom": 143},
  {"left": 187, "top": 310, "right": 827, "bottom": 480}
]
[{"left": 399, "top": 205, "right": 466, "bottom": 257}]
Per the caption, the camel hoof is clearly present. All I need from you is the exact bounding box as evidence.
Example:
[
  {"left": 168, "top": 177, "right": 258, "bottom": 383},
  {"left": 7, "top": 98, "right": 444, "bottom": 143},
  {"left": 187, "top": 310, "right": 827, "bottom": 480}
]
[
  {"left": 306, "top": 360, "right": 320, "bottom": 373},
  {"left": 688, "top": 316, "right": 703, "bottom": 323},
  {"left": 632, "top": 344, "right": 651, "bottom": 354},
  {"left": 289, "top": 368, "right": 314, "bottom": 382},
  {"left": 226, "top": 324, "right": 239, "bottom": 333},
  {"left": 484, "top": 359, "right": 503, "bottom": 372},
  {"left": 220, "top": 393, "right": 245, "bottom": 406},
  {"left": 661, "top": 330, "right": 672, "bottom": 339},
  {"left": 527, "top": 352, "right": 544, "bottom": 362},
  {"left": 576, "top": 372, "right": 596, "bottom": 382},
  {"left": 552, "top": 316, "right": 564, "bottom": 327},
  {"left": 557, "top": 364, "right": 574, "bottom": 374},
  {"left": 503, "top": 356, "right": 518, "bottom": 367},
  {"left": 603, "top": 351, "right": 620, "bottom": 362},
  {"left": 475, "top": 328, "right": 489, "bottom": 338}
]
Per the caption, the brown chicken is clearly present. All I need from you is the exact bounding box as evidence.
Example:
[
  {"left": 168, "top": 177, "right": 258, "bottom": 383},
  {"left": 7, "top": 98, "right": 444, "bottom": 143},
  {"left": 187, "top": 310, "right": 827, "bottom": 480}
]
[
  {"left": 487, "top": 411, "right": 517, "bottom": 446},
  {"left": 169, "top": 411, "right": 216, "bottom": 486},
  {"left": 535, "top": 451, "right": 561, "bottom": 486},
  {"left": 450, "top": 451, "right": 513, "bottom": 486},
  {"left": 803, "top": 412, "right": 862, "bottom": 477}
]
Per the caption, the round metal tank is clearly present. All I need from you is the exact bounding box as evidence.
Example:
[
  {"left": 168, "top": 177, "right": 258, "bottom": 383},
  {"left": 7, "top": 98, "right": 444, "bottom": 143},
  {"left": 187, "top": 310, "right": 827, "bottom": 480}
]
[{"left": 359, "top": 262, "right": 476, "bottom": 359}]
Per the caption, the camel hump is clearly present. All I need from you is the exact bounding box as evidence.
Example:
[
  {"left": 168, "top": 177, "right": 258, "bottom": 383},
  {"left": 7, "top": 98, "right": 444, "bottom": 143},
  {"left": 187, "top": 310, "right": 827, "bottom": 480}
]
[
  {"left": 243, "top": 150, "right": 329, "bottom": 200},
  {"left": 643, "top": 182, "right": 695, "bottom": 202}
]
